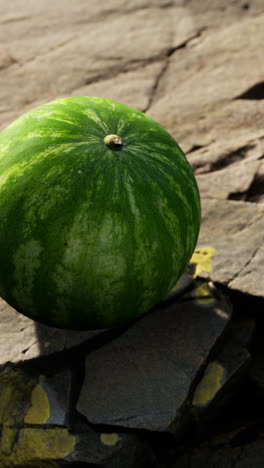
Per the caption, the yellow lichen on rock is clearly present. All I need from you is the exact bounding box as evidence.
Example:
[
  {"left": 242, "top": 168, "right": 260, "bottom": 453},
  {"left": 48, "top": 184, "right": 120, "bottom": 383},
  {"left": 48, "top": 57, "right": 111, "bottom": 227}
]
[
  {"left": 13, "top": 427, "right": 76, "bottom": 463},
  {"left": 190, "top": 246, "right": 216, "bottom": 278},
  {"left": 192, "top": 361, "right": 225, "bottom": 406},
  {"left": 194, "top": 281, "right": 215, "bottom": 305},
  {"left": 0, "top": 425, "right": 17, "bottom": 457},
  {"left": 0, "top": 368, "right": 36, "bottom": 426},
  {"left": 100, "top": 433, "right": 121, "bottom": 446},
  {"left": 0, "top": 369, "right": 76, "bottom": 465},
  {"left": 24, "top": 378, "right": 50, "bottom": 424},
  {"left": 1, "top": 426, "right": 75, "bottom": 466}
]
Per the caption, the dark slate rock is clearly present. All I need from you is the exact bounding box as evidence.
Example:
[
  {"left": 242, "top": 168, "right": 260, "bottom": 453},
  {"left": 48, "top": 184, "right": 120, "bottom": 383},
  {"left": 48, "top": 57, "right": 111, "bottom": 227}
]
[
  {"left": 65, "top": 429, "right": 156, "bottom": 467},
  {"left": 171, "top": 435, "right": 264, "bottom": 468},
  {"left": 40, "top": 369, "right": 72, "bottom": 426},
  {"left": 0, "top": 366, "right": 37, "bottom": 427},
  {"left": 192, "top": 314, "right": 253, "bottom": 412},
  {"left": 163, "top": 266, "right": 197, "bottom": 301},
  {"left": 236, "top": 437, "right": 264, "bottom": 468},
  {"left": 171, "top": 445, "right": 240, "bottom": 468},
  {"left": 228, "top": 317, "right": 255, "bottom": 349},
  {"left": 192, "top": 342, "right": 250, "bottom": 411},
  {"left": 249, "top": 319, "right": 264, "bottom": 395},
  {"left": 22, "top": 369, "right": 72, "bottom": 427},
  {"left": 77, "top": 282, "right": 232, "bottom": 432}
]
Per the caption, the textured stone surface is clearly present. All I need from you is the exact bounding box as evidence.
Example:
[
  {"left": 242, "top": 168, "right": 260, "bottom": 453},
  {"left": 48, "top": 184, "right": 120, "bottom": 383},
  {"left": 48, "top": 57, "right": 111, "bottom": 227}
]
[
  {"left": 196, "top": 159, "right": 261, "bottom": 200},
  {"left": 0, "top": 367, "right": 75, "bottom": 465},
  {"left": 148, "top": 14, "right": 264, "bottom": 154},
  {"left": 196, "top": 198, "right": 264, "bottom": 296},
  {"left": 0, "top": 4, "right": 198, "bottom": 128},
  {"left": 0, "top": 46, "right": 15, "bottom": 70},
  {"left": 71, "top": 60, "right": 166, "bottom": 113},
  {"left": 31, "top": 370, "right": 72, "bottom": 426},
  {"left": 77, "top": 284, "right": 231, "bottom": 432},
  {"left": 0, "top": 298, "right": 105, "bottom": 365},
  {"left": 187, "top": 136, "right": 264, "bottom": 175},
  {"left": 0, "top": 365, "right": 155, "bottom": 467},
  {"left": 171, "top": 434, "right": 264, "bottom": 468},
  {"left": 66, "top": 430, "right": 155, "bottom": 467},
  {"left": 192, "top": 315, "right": 252, "bottom": 411}
]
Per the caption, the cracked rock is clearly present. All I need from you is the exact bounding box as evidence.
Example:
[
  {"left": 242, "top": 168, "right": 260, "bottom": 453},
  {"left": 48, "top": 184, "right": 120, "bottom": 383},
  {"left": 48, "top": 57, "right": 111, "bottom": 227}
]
[
  {"left": 0, "top": 6, "right": 197, "bottom": 117},
  {"left": 187, "top": 137, "right": 264, "bottom": 175},
  {"left": 196, "top": 198, "right": 264, "bottom": 297},
  {"left": 192, "top": 314, "right": 253, "bottom": 418},
  {"left": 0, "top": 364, "right": 155, "bottom": 467},
  {"left": 71, "top": 60, "right": 166, "bottom": 112},
  {"left": 246, "top": 159, "right": 264, "bottom": 203},
  {"left": 77, "top": 282, "right": 231, "bottom": 432},
  {"left": 196, "top": 159, "right": 261, "bottom": 200},
  {"left": 148, "top": 15, "right": 264, "bottom": 154}
]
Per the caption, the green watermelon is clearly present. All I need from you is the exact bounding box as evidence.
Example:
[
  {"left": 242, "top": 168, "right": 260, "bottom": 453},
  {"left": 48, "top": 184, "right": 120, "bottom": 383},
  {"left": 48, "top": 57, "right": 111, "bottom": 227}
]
[{"left": 0, "top": 97, "right": 200, "bottom": 329}]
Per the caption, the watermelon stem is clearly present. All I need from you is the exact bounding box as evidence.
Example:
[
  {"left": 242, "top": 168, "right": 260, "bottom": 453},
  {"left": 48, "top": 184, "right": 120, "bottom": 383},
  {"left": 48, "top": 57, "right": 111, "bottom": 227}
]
[{"left": 104, "top": 134, "right": 123, "bottom": 150}]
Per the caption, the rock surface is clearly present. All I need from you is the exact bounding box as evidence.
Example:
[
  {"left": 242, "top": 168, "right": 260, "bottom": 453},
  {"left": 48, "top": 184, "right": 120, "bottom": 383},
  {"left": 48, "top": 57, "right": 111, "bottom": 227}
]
[
  {"left": 0, "top": 297, "right": 106, "bottom": 365},
  {"left": 197, "top": 198, "right": 264, "bottom": 296},
  {"left": 77, "top": 284, "right": 231, "bottom": 432},
  {"left": 0, "top": 0, "right": 264, "bottom": 466}
]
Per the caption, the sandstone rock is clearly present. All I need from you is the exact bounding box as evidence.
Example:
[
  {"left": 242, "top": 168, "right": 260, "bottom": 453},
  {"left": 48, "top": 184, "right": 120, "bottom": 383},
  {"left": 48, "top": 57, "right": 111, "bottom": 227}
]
[
  {"left": 196, "top": 198, "right": 264, "bottom": 297},
  {"left": 196, "top": 159, "right": 260, "bottom": 200},
  {"left": 148, "top": 15, "right": 264, "bottom": 154},
  {"left": 187, "top": 136, "right": 264, "bottom": 175},
  {"left": 0, "top": 298, "right": 105, "bottom": 365},
  {"left": 0, "top": 6, "right": 197, "bottom": 116},
  {"left": 186, "top": 0, "right": 264, "bottom": 31},
  {"left": 71, "top": 60, "right": 166, "bottom": 112},
  {"left": 229, "top": 246, "right": 264, "bottom": 295},
  {"left": 246, "top": 159, "right": 264, "bottom": 203},
  {"left": 0, "top": 46, "right": 15, "bottom": 69}
]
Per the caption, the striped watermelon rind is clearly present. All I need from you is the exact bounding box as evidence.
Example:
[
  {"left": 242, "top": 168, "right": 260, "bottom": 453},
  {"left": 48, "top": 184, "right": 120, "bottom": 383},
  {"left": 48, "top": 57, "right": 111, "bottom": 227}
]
[{"left": 0, "top": 96, "right": 200, "bottom": 329}]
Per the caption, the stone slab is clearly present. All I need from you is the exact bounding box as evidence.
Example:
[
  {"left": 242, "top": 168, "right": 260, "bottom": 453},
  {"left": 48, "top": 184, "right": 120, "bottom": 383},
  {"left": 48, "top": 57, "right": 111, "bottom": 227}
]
[
  {"left": 66, "top": 430, "right": 155, "bottom": 467},
  {"left": 77, "top": 284, "right": 231, "bottom": 432},
  {"left": 23, "top": 370, "right": 72, "bottom": 427},
  {"left": 192, "top": 320, "right": 251, "bottom": 410}
]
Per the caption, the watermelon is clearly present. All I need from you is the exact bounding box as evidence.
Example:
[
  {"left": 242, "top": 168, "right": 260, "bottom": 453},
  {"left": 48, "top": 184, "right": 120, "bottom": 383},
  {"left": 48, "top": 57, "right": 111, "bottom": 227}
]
[{"left": 0, "top": 97, "right": 200, "bottom": 329}]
